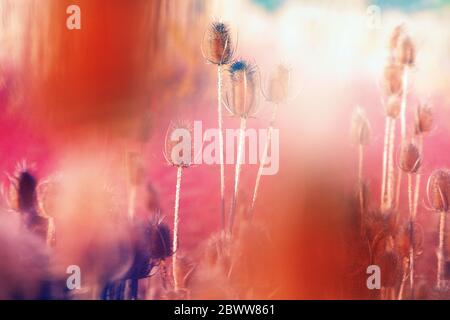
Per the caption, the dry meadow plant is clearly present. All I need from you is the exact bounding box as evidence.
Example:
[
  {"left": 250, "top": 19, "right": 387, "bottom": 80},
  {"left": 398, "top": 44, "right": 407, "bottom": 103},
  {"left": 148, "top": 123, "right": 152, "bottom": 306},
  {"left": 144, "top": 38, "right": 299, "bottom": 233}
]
[
  {"left": 164, "top": 121, "right": 194, "bottom": 291},
  {"left": 225, "top": 60, "right": 259, "bottom": 234},
  {"left": 426, "top": 169, "right": 450, "bottom": 290},
  {"left": 391, "top": 26, "right": 416, "bottom": 209},
  {"left": 202, "top": 22, "right": 235, "bottom": 231},
  {"left": 250, "top": 64, "right": 290, "bottom": 215},
  {"left": 399, "top": 142, "right": 421, "bottom": 293},
  {"left": 351, "top": 107, "right": 371, "bottom": 227}
]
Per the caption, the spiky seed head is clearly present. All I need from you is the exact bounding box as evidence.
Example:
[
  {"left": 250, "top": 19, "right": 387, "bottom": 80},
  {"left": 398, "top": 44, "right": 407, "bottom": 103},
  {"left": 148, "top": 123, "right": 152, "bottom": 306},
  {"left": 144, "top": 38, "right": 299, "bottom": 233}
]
[
  {"left": 18, "top": 171, "right": 37, "bottom": 211},
  {"left": 415, "top": 103, "right": 433, "bottom": 135},
  {"left": 266, "top": 64, "right": 290, "bottom": 104},
  {"left": 399, "top": 143, "right": 421, "bottom": 174},
  {"left": 385, "top": 94, "right": 401, "bottom": 118},
  {"left": 389, "top": 25, "right": 415, "bottom": 66},
  {"left": 396, "top": 35, "right": 415, "bottom": 66},
  {"left": 351, "top": 108, "right": 371, "bottom": 146},
  {"left": 389, "top": 24, "right": 404, "bottom": 51},
  {"left": 229, "top": 60, "right": 259, "bottom": 118},
  {"left": 427, "top": 169, "right": 450, "bottom": 212},
  {"left": 204, "top": 22, "right": 233, "bottom": 65},
  {"left": 164, "top": 121, "right": 194, "bottom": 168},
  {"left": 383, "top": 63, "right": 404, "bottom": 96},
  {"left": 149, "top": 222, "right": 172, "bottom": 260}
]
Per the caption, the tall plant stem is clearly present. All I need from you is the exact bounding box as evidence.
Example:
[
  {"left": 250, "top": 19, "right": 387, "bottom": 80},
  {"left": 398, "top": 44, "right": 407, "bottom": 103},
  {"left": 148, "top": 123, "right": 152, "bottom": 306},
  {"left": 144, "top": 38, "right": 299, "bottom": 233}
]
[
  {"left": 407, "top": 173, "right": 415, "bottom": 296},
  {"left": 386, "top": 118, "right": 396, "bottom": 210},
  {"left": 172, "top": 166, "right": 183, "bottom": 291},
  {"left": 398, "top": 261, "right": 408, "bottom": 300},
  {"left": 413, "top": 136, "right": 423, "bottom": 220},
  {"left": 437, "top": 210, "right": 446, "bottom": 290},
  {"left": 381, "top": 117, "right": 390, "bottom": 209},
  {"left": 229, "top": 117, "right": 247, "bottom": 234},
  {"left": 250, "top": 105, "right": 277, "bottom": 216},
  {"left": 395, "top": 67, "right": 409, "bottom": 209},
  {"left": 217, "top": 65, "right": 226, "bottom": 231}
]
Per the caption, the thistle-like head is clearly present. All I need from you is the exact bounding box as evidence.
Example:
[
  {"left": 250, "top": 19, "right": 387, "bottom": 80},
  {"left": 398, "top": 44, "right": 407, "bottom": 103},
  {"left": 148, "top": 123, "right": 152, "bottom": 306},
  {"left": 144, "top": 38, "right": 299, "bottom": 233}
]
[
  {"left": 383, "top": 63, "right": 404, "bottom": 96},
  {"left": 265, "top": 64, "right": 290, "bottom": 104},
  {"left": 149, "top": 220, "right": 172, "bottom": 260},
  {"left": 399, "top": 142, "right": 421, "bottom": 174},
  {"left": 389, "top": 25, "right": 415, "bottom": 67},
  {"left": 228, "top": 60, "right": 259, "bottom": 118},
  {"left": 384, "top": 94, "right": 401, "bottom": 119},
  {"left": 397, "top": 35, "right": 415, "bottom": 66},
  {"left": 203, "top": 22, "right": 234, "bottom": 65},
  {"left": 415, "top": 102, "right": 433, "bottom": 135},
  {"left": 164, "top": 121, "right": 194, "bottom": 168},
  {"left": 18, "top": 170, "right": 37, "bottom": 212},
  {"left": 427, "top": 169, "right": 450, "bottom": 212}
]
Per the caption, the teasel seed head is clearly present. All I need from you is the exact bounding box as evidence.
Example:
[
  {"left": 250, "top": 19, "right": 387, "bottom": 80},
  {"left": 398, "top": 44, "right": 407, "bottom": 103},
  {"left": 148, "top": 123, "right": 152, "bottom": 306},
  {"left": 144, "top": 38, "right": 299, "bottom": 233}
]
[
  {"left": 399, "top": 142, "right": 421, "bottom": 174},
  {"left": 389, "top": 25, "right": 415, "bottom": 67},
  {"left": 351, "top": 107, "right": 371, "bottom": 146},
  {"left": 203, "top": 22, "right": 234, "bottom": 65},
  {"left": 427, "top": 169, "right": 450, "bottom": 212},
  {"left": 164, "top": 121, "right": 194, "bottom": 168},
  {"left": 389, "top": 24, "right": 404, "bottom": 52},
  {"left": 383, "top": 63, "right": 404, "bottom": 96},
  {"left": 385, "top": 94, "right": 401, "bottom": 118},
  {"left": 415, "top": 102, "right": 433, "bottom": 135},
  {"left": 149, "top": 221, "right": 172, "bottom": 260},
  {"left": 18, "top": 170, "right": 38, "bottom": 212},
  {"left": 265, "top": 64, "right": 290, "bottom": 104},
  {"left": 228, "top": 60, "right": 259, "bottom": 118},
  {"left": 395, "top": 35, "right": 415, "bottom": 67}
]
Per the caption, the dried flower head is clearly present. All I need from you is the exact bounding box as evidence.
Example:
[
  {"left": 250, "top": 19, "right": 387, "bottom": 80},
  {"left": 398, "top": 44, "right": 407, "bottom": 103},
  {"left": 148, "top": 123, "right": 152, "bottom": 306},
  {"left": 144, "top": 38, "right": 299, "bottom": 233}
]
[
  {"left": 415, "top": 102, "right": 433, "bottom": 135},
  {"left": 265, "top": 64, "right": 290, "bottom": 104},
  {"left": 389, "top": 25, "right": 415, "bottom": 66},
  {"left": 399, "top": 142, "right": 421, "bottom": 174},
  {"left": 18, "top": 171, "right": 38, "bottom": 212},
  {"left": 385, "top": 94, "right": 401, "bottom": 118},
  {"left": 164, "top": 121, "right": 194, "bottom": 168},
  {"left": 389, "top": 25, "right": 404, "bottom": 51},
  {"left": 383, "top": 63, "right": 404, "bottom": 96},
  {"left": 427, "top": 169, "right": 450, "bottom": 212},
  {"left": 351, "top": 108, "right": 371, "bottom": 146},
  {"left": 395, "top": 35, "right": 415, "bottom": 66},
  {"left": 203, "top": 22, "right": 234, "bottom": 65},
  {"left": 228, "top": 60, "right": 259, "bottom": 118},
  {"left": 149, "top": 221, "right": 172, "bottom": 260}
]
